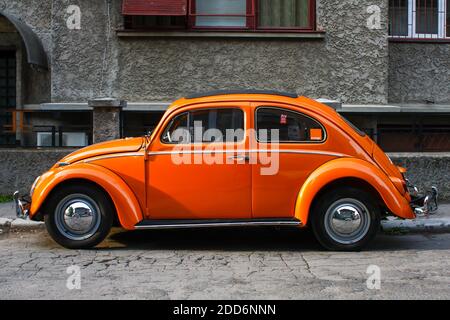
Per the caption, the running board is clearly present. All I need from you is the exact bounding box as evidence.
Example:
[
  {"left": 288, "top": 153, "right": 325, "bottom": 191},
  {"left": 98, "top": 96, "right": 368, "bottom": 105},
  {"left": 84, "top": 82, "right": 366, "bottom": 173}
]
[{"left": 134, "top": 218, "right": 302, "bottom": 230}]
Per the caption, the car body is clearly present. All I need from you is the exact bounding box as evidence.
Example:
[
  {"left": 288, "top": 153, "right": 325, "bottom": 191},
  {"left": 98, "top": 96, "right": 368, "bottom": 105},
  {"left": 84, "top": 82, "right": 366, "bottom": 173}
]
[{"left": 14, "top": 91, "right": 438, "bottom": 250}]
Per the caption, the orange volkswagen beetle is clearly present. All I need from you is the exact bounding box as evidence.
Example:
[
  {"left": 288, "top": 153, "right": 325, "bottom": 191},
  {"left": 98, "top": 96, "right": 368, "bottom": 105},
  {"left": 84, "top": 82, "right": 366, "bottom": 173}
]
[{"left": 14, "top": 91, "right": 438, "bottom": 251}]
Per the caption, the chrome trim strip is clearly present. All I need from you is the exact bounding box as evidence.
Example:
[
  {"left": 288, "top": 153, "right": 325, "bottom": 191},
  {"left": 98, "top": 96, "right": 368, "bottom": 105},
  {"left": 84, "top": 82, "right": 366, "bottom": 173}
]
[
  {"left": 147, "top": 149, "right": 346, "bottom": 158},
  {"left": 84, "top": 152, "right": 144, "bottom": 162},
  {"left": 83, "top": 149, "right": 344, "bottom": 162},
  {"left": 134, "top": 220, "right": 302, "bottom": 230}
]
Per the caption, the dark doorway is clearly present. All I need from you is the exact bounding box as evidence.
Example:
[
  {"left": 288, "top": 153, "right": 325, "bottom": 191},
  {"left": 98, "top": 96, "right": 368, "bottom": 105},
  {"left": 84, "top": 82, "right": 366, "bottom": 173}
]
[{"left": 0, "top": 50, "right": 16, "bottom": 146}]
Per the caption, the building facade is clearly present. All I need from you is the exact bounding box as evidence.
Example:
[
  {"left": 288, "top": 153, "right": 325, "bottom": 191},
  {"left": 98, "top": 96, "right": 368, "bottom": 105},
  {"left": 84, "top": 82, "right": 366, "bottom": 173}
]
[{"left": 0, "top": 0, "right": 449, "bottom": 152}]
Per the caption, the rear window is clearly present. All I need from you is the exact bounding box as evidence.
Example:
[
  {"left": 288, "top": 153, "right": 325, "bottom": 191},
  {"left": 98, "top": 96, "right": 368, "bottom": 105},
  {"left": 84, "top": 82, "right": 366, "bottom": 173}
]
[
  {"left": 338, "top": 113, "right": 366, "bottom": 137},
  {"left": 256, "top": 107, "right": 325, "bottom": 143}
]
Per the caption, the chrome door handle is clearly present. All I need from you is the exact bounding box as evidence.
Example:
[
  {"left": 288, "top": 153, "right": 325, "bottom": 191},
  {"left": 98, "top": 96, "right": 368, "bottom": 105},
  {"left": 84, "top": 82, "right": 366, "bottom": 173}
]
[{"left": 228, "top": 154, "right": 250, "bottom": 162}]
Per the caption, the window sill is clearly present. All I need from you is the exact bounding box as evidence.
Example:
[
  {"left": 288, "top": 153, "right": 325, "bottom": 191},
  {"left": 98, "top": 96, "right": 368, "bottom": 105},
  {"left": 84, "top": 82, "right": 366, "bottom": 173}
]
[
  {"left": 116, "top": 30, "right": 326, "bottom": 40},
  {"left": 389, "top": 37, "right": 450, "bottom": 44}
]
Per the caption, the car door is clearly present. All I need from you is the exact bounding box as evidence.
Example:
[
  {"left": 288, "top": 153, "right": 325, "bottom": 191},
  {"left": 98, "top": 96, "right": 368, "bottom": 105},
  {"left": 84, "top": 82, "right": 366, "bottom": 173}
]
[
  {"left": 146, "top": 103, "right": 252, "bottom": 220},
  {"left": 251, "top": 103, "right": 335, "bottom": 219}
]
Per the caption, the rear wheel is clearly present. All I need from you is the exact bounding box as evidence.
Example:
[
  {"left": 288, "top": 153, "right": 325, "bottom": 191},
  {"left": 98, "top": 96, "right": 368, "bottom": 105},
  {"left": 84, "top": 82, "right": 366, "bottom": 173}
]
[
  {"left": 44, "top": 184, "right": 113, "bottom": 249},
  {"left": 310, "top": 187, "right": 381, "bottom": 251}
]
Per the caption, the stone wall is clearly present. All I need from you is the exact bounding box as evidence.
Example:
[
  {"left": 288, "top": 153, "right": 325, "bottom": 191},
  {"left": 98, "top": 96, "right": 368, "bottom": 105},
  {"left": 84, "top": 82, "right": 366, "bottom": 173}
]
[
  {"left": 389, "top": 43, "right": 450, "bottom": 104},
  {"left": 390, "top": 153, "right": 450, "bottom": 202},
  {"left": 0, "top": 149, "right": 74, "bottom": 195}
]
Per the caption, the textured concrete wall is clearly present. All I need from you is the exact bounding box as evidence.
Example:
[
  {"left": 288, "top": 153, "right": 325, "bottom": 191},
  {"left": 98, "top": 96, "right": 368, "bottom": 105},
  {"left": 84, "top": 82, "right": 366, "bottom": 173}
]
[
  {"left": 92, "top": 108, "right": 121, "bottom": 143},
  {"left": 117, "top": 0, "right": 389, "bottom": 104},
  {"left": 4, "top": 1, "right": 450, "bottom": 107},
  {"left": 389, "top": 43, "right": 450, "bottom": 104},
  {"left": 51, "top": 0, "right": 120, "bottom": 102},
  {"left": 390, "top": 153, "right": 450, "bottom": 201},
  {"left": 48, "top": 0, "right": 389, "bottom": 105},
  {"left": 0, "top": 149, "right": 74, "bottom": 195}
]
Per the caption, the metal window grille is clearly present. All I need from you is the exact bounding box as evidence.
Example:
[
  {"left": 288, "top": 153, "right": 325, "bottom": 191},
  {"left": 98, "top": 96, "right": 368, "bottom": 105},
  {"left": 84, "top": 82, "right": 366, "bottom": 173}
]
[
  {"left": 389, "top": 0, "right": 449, "bottom": 39},
  {"left": 0, "top": 51, "right": 16, "bottom": 146}
]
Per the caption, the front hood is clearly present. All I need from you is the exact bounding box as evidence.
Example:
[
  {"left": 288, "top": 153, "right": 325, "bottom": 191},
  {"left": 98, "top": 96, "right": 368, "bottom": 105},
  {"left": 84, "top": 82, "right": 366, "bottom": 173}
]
[{"left": 58, "top": 137, "right": 144, "bottom": 164}]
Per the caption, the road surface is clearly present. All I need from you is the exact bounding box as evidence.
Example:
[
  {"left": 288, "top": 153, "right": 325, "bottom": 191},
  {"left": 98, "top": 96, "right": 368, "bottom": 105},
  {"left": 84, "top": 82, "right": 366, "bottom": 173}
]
[{"left": 0, "top": 227, "right": 449, "bottom": 299}]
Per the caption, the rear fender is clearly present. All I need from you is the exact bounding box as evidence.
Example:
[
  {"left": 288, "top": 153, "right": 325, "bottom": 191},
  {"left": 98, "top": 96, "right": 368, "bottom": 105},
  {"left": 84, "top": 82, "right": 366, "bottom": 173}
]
[
  {"left": 295, "top": 158, "right": 414, "bottom": 225},
  {"left": 30, "top": 163, "right": 143, "bottom": 229}
]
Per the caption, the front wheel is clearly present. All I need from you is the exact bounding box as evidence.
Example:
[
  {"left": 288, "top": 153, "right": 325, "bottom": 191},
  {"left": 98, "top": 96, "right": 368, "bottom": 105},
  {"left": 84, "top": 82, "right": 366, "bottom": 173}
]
[
  {"left": 311, "top": 187, "right": 381, "bottom": 251},
  {"left": 44, "top": 184, "right": 113, "bottom": 249}
]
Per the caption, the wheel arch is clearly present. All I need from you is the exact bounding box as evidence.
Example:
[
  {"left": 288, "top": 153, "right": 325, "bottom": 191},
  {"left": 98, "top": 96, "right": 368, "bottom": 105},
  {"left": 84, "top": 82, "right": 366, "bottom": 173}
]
[
  {"left": 309, "top": 177, "right": 385, "bottom": 219},
  {"left": 294, "top": 158, "right": 414, "bottom": 225},
  {"left": 30, "top": 163, "right": 144, "bottom": 229},
  {"left": 35, "top": 178, "right": 119, "bottom": 225}
]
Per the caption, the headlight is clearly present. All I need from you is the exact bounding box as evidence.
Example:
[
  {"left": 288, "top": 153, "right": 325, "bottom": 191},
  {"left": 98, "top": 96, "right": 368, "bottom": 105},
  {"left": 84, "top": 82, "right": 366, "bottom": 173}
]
[{"left": 30, "top": 176, "right": 41, "bottom": 197}]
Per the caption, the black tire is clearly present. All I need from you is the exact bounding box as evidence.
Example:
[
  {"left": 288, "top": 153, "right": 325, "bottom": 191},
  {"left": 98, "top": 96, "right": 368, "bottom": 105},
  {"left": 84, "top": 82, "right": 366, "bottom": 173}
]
[
  {"left": 44, "top": 183, "right": 113, "bottom": 249},
  {"left": 310, "top": 187, "right": 381, "bottom": 251}
]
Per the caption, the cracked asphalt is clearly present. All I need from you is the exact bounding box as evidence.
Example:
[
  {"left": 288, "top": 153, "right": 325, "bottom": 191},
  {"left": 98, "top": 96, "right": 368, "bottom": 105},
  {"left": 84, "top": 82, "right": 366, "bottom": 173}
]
[{"left": 0, "top": 227, "right": 449, "bottom": 299}]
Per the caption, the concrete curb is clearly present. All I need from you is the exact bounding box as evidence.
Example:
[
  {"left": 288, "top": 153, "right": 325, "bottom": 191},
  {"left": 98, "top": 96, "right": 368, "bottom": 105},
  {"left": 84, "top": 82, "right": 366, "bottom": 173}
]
[
  {"left": 382, "top": 216, "right": 450, "bottom": 234},
  {"left": 0, "top": 217, "right": 44, "bottom": 232}
]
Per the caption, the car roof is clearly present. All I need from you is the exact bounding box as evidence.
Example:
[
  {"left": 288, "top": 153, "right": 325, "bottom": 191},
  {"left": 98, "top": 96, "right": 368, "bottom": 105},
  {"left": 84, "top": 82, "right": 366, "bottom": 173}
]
[
  {"left": 185, "top": 90, "right": 299, "bottom": 99},
  {"left": 156, "top": 92, "right": 374, "bottom": 153},
  {"left": 167, "top": 91, "right": 334, "bottom": 118}
]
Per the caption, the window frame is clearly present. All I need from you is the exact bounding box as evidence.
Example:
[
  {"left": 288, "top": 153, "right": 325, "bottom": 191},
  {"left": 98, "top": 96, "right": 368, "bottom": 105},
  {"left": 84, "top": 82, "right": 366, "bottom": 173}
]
[
  {"left": 124, "top": 0, "right": 316, "bottom": 33},
  {"left": 254, "top": 106, "right": 327, "bottom": 144},
  {"left": 160, "top": 107, "right": 246, "bottom": 145},
  {"left": 190, "top": 0, "right": 317, "bottom": 32},
  {"left": 160, "top": 111, "right": 190, "bottom": 145},
  {"left": 188, "top": 0, "right": 255, "bottom": 31},
  {"left": 389, "top": 0, "right": 449, "bottom": 39},
  {"left": 253, "top": 0, "right": 316, "bottom": 32}
]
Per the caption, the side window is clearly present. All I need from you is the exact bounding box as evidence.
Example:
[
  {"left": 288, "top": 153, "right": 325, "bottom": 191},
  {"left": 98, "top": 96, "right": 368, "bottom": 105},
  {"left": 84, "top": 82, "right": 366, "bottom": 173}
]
[
  {"left": 161, "top": 108, "right": 245, "bottom": 144},
  {"left": 256, "top": 107, "right": 325, "bottom": 143},
  {"left": 161, "top": 112, "right": 189, "bottom": 144},
  {"left": 191, "top": 109, "right": 244, "bottom": 143}
]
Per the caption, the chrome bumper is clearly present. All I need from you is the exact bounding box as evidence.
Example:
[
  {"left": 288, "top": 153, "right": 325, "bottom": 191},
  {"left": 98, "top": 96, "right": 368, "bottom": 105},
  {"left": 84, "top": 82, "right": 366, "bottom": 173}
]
[
  {"left": 13, "top": 191, "right": 31, "bottom": 219},
  {"left": 409, "top": 185, "right": 438, "bottom": 216}
]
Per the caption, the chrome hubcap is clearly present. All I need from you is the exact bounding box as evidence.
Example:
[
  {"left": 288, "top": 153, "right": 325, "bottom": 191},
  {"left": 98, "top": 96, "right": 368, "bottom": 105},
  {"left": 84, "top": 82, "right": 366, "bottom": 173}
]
[
  {"left": 54, "top": 194, "right": 101, "bottom": 241},
  {"left": 324, "top": 198, "right": 371, "bottom": 245}
]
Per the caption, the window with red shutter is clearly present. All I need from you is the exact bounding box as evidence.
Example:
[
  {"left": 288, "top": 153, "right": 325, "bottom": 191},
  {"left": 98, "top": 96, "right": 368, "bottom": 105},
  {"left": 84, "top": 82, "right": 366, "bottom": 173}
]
[
  {"left": 122, "top": 0, "right": 316, "bottom": 32},
  {"left": 122, "top": 0, "right": 187, "bottom": 16}
]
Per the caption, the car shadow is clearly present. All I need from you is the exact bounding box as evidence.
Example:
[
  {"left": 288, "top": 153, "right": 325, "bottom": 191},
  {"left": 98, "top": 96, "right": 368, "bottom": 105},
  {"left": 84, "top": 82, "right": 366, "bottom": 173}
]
[
  {"left": 105, "top": 227, "right": 322, "bottom": 252},
  {"left": 101, "top": 227, "right": 450, "bottom": 252}
]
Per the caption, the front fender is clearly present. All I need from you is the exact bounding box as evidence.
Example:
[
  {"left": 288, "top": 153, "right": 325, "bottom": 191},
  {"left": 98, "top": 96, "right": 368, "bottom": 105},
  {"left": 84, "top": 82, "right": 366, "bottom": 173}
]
[
  {"left": 30, "top": 163, "right": 143, "bottom": 230},
  {"left": 295, "top": 158, "right": 414, "bottom": 225}
]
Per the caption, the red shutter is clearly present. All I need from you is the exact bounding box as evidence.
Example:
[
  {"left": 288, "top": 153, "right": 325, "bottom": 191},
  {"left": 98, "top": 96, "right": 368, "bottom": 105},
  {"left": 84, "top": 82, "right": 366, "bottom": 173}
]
[{"left": 122, "top": 0, "right": 187, "bottom": 16}]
